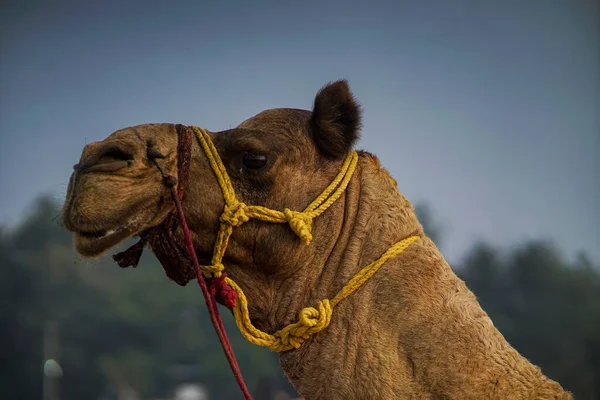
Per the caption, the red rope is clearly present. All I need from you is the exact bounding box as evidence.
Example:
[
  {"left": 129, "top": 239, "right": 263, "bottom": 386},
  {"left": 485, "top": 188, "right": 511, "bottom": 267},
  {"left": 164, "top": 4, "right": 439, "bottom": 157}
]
[{"left": 169, "top": 186, "right": 253, "bottom": 400}]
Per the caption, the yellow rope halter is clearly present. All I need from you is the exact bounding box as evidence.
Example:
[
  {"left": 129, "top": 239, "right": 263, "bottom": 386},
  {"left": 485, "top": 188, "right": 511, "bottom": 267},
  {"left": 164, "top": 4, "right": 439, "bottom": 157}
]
[{"left": 191, "top": 126, "right": 420, "bottom": 352}]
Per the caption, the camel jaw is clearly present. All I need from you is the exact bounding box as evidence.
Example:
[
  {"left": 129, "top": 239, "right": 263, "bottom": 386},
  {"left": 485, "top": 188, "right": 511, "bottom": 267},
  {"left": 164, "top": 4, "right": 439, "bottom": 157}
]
[{"left": 71, "top": 217, "right": 145, "bottom": 258}]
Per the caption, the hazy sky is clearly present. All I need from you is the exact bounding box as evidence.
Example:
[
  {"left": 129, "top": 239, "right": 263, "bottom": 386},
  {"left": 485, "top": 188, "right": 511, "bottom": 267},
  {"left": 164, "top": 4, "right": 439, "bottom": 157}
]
[{"left": 1, "top": 0, "right": 598, "bottom": 264}]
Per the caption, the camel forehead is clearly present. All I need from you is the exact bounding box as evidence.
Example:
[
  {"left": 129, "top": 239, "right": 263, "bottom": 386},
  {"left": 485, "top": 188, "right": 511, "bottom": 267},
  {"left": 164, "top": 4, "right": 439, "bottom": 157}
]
[{"left": 237, "top": 108, "right": 312, "bottom": 133}]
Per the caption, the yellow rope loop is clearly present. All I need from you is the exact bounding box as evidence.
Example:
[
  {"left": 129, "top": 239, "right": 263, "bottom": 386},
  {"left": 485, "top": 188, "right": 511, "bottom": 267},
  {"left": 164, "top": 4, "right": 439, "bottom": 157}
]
[
  {"left": 226, "top": 278, "right": 279, "bottom": 344},
  {"left": 226, "top": 236, "right": 420, "bottom": 352},
  {"left": 220, "top": 202, "right": 250, "bottom": 227},
  {"left": 330, "top": 235, "right": 421, "bottom": 307},
  {"left": 304, "top": 151, "right": 358, "bottom": 215},
  {"left": 283, "top": 208, "right": 313, "bottom": 245},
  {"left": 226, "top": 275, "right": 333, "bottom": 352},
  {"left": 191, "top": 126, "right": 237, "bottom": 203}
]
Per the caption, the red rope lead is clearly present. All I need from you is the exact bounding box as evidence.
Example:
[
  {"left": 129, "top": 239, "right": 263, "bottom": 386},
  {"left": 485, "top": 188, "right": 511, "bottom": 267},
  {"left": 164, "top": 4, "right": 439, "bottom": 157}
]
[{"left": 169, "top": 186, "right": 253, "bottom": 400}]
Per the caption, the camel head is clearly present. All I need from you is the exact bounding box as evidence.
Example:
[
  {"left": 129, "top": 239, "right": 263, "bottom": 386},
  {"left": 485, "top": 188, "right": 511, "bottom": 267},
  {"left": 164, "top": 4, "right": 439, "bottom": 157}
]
[{"left": 63, "top": 80, "right": 362, "bottom": 285}]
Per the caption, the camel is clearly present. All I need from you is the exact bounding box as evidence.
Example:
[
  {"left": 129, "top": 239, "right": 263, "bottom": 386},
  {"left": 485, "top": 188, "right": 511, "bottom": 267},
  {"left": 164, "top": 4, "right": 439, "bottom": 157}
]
[{"left": 62, "top": 80, "right": 572, "bottom": 399}]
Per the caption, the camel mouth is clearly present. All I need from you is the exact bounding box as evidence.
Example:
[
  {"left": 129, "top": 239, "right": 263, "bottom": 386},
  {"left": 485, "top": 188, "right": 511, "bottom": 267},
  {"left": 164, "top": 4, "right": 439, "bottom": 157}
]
[
  {"left": 77, "top": 226, "right": 129, "bottom": 241},
  {"left": 73, "top": 217, "right": 144, "bottom": 257}
]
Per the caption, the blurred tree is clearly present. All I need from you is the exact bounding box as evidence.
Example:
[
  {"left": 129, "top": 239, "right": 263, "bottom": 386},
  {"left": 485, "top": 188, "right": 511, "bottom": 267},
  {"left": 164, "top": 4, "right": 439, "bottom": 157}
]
[{"left": 0, "top": 236, "right": 40, "bottom": 400}]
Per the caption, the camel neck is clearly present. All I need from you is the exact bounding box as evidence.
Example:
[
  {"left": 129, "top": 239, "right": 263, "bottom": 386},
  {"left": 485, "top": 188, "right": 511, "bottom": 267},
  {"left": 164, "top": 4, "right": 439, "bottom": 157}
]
[
  {"left": 276, "top": 153, "right": 425, "bottom": 393},
  {"left": 266, "top": 153, "right": 368, "bottom": 332},
  {"left": 269, "top": 152, "right": 420, "bottom": 325},
  {"left": 276, "top": 154, "right": 570, "bottom": 399},
  {"left": 303, "top": 152, "right": 424, "bottom": 310}
]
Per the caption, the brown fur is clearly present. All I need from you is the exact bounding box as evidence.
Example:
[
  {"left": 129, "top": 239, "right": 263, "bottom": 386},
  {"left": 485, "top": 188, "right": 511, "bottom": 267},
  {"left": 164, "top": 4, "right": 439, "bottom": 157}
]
[{"left": 63, "top": 80, "right": 572, "bottom": 399}]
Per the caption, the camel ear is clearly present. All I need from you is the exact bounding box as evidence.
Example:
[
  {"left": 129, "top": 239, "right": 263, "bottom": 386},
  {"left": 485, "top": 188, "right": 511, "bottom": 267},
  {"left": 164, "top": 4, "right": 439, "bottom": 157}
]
[{"left": 310, "top": 80, "right": 362, "bottom": 159}]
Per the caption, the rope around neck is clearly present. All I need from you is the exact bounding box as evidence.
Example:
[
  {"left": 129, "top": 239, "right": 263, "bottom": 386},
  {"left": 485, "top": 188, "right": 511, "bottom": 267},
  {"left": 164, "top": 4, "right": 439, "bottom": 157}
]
[
  {"left": 227, "top": 236, "right": 420, "bottom": 352},
  {"left": 189, "top": 126, "right": 420, "bottom": 352}
]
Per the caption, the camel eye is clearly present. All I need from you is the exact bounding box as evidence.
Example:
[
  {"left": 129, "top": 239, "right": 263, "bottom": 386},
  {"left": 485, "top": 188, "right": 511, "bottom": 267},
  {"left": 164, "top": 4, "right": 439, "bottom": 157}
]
[{"left": 241, "top": 152, "right": 268, "bottom": 172}]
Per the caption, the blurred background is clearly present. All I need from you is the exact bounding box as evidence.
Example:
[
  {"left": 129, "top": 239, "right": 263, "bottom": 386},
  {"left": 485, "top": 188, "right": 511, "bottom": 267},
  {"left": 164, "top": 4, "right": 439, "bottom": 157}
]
[{"left": 1, "top": 0, "right": 598, "bottom": 399}]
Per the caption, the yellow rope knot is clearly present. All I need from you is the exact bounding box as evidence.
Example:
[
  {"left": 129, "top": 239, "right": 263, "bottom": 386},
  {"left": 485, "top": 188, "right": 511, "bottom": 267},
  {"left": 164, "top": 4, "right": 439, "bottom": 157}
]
[
  {"left": 283, "top": 208, "right": 313, "bottom": 245},
  {"left": 201, "top": 262, "right": 225, "bottom": 278},
  {"left": 273, "top": 300, "right": 332, "bottom": 351},
  {"left": 220, "top": 202, "right": 250, "bottom": 227},
  {"left": 297, "top": 300, "right": 332, "bottom": 330}
]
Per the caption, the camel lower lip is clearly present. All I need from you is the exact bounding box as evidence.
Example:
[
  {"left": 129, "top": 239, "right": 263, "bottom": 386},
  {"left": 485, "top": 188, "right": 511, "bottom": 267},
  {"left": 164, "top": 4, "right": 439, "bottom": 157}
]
[
  {"left": 74, "top": 222, "right": 138, "bottom": 256},
  {"left": 77, "top": 228, "right": 123, "bottom": 240},
  {"left": 79, "top": 229, "right": 115, "bottom": 239}
]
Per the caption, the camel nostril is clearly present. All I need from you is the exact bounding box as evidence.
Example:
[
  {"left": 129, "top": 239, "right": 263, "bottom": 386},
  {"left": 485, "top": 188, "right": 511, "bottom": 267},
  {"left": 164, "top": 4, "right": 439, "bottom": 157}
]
[
  {"left": 77, "top": 143, "right": 135, "bottom": 173},
  {"left": 147, "top": 146, "right": 166, "bottom": 160},
  {"left": 100, "top": 146, "right": 134, "bottom": 163}
]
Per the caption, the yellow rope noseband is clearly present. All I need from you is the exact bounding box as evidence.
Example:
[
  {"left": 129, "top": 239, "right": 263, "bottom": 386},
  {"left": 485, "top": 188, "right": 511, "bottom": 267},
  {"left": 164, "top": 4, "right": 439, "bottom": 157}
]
[{"left": 191, "top": 126, "right": 419, "bottom": 352}]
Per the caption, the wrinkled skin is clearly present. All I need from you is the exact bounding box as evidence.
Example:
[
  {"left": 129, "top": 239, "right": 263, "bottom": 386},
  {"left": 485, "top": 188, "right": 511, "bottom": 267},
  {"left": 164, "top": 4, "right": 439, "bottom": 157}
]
[{"left": 63, "top": 81, "right": 572, "bottom": 399}]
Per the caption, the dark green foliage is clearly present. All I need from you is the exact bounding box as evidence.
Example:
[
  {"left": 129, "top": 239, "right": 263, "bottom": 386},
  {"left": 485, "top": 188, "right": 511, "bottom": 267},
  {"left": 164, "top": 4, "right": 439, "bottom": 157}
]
[{"left": 1, "top": 197, "right": 598, "bottom": 399}]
